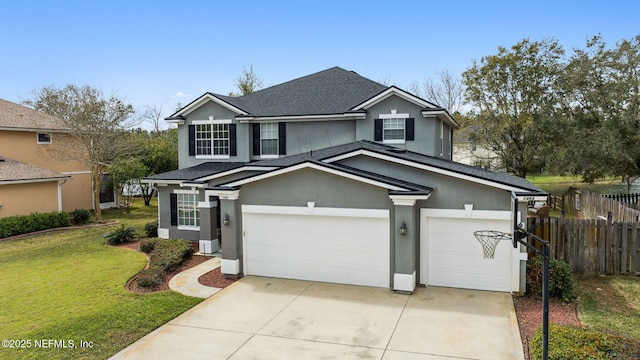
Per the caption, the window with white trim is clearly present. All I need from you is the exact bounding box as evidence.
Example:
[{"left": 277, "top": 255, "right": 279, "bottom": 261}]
[
  {"left": 383, "top": 118, "right": 405, "bottom": 142},
  {"left": 37, "top": 133, "right": 51, "bottom": 144},
  {"left": 260, "top": 123, "right": 278, "bottom": 156},
  {"left": 177, "top": 193, "right": 200, "bottom": 228},
  {"left": 195, "top": 120, "right": 230, "bottom": 158}
]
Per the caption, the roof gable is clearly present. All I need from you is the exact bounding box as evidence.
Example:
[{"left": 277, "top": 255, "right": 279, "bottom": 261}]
[
  {"left": 167, "top": 93, "right": 249, "bottom": 121},
  {"left": 0, "top": 98, "right": 69, "bottom": 132},
  {"left": 219, "top": 160, "right": 431, "bottom": 194}
]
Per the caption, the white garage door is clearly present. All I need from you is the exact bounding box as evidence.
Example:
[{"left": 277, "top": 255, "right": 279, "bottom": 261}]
[
  {"left": 420, "top": 209, "right": 514, "bottom": 292},
  {"left": 242, "top": 205, "right": 390, "bottom": 288}
]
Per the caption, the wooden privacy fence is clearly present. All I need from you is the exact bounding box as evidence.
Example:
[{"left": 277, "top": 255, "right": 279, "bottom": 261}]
[
  {"left": 604, "top": 193, "right": 640, "bottom": 209},
  {"left": 527, "top": 214, "right": 640, "bottom": 275},
  {"left": 564, "top": 187, "right": 640, "bottom": 222}
]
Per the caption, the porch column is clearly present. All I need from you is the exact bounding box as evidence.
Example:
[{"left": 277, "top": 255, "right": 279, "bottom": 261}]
[
  {"left": 197, "top": 198, "right": 219, "bottom": 254},
  {"left": 390, "top": 194, "right": 430, "bottom": 293},
  {"left": 207, "top": 189, "right": 241, "bottom": 278}
]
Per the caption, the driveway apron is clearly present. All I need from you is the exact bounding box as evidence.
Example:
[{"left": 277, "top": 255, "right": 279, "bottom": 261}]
[{"left": 110, "top": 276, "right": 524, "bottom": 360}]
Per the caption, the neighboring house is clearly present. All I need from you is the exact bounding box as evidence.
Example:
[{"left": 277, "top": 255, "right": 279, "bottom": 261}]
[
  {"left": 0, "top": 157, "right": 70, "bottom": 216},
  {"left": 452, "top": 129, "right": 503, "bottom": 170},
  {"left": 145, "top": 67, "right": 546, "bottom": 294},
  {"left": 0, "top": 98, "right": 112, "bottom": 217}
]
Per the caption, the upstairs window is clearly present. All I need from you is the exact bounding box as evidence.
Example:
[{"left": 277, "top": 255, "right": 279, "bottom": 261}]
[
  {"left": 260, "top": 123, "right": 278, "bottom": 157},
  {"left": 252, "top": 122, "right": 286, "bottom": 158},
  {"left": 192, "top": 119, "right": 231, "bottom": 158},
  {"left": 383, "top": 118, "right": 405, "bottom": 143},
  {"left": 374, "top": 110, "right": 413, "bottom": 144},
  {"left": 37, "top": 133, "right": 51, "bottom": 144}
]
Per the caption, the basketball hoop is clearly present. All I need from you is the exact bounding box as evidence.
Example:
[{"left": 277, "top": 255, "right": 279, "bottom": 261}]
[{"left": 473, "top": 230, "right": 511, "bottom": 259}]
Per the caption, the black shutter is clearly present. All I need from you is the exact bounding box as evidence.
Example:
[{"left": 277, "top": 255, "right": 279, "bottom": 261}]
[
  {"left": 278, "top": 122, "right": 286, "bottom": 155},
  {"left": 188, "top": 125, "right": 196, "bottom": 156},
  {"left": 252, "top": 123, "right": 260, "bottom": 155},
  {"left": 229, "top": 124, "right": 237, "bottom": 156},
  {"left": 170, "top": 193, "right": 178, "bottom": 226},
  {"left": 406, "top": 118, "right": 415, "bottom": 141},
  {"left": 374, "top": 119, "right": 382, "bottom": 141}
]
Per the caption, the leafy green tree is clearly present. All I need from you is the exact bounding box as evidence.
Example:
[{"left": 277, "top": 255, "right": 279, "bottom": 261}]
[
  {"left": 228, "top": 65, "right": 263, "bottom": 97},
  {"left": 25, "top": 85, "right": 136, "bottom": 222},
  {"left": 555, "top": 35, "right": 640, "bottom": 187},
  {"left": 462, "top": 38, "right": 565, "bottom": 177},
  {"left": 137, "top": 129, "right": 178, "bottom": 205},
  {"left": 108, "top": 157, "right": 147, "bottom": 213}
]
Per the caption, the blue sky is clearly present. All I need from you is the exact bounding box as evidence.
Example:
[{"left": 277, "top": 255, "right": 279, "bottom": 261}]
[{"left": 1, "top": 0, "right": 638, "bottom": 128}]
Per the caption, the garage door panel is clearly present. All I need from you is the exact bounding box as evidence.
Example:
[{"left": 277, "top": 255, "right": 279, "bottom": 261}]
[
  {"left": 423, "top": 213, "right": 512, "bottom": 292},
  {"left": 243, "top": 209, "right": 390, "bottom": 288}
]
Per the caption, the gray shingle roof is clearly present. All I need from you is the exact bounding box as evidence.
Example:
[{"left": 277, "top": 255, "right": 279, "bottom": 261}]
[
  {"left": 0, "top": 98, "right": 69, "bottom": 131},
  {"left": 0, "top": 157, "right": 70, "bottom": 182},
  {"left": 251, "top": 141, "right": 544, "bottom": 192},
  {"left": 182, "top": 67, "right": 388, "bottom": 118},
  {"left": 144, "top": 162, "right": 247, "bottom": 181}
]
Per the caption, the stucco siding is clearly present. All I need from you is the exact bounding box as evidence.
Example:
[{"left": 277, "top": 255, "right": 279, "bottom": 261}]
[
  {"left": 339, "top": 155, "right": 512, "bottom": 211},
  {"left": 157, "top": 185, "right": 204, "bottom": 241},
  {"left": 0, "top": 181, "right": 60, "bottom": 217},
  {"left": 179, "top": 101, "right": 251, "bottom": 168},
  {"left": 60, "top": 172, "right": 93, "bottom": 211},
  {"left": 271, "top": 120, "right": 356, "bottom": 158}
]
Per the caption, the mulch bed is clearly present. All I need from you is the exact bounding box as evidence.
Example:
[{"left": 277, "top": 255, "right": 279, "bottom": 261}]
[
  {"left": 114, "top": 240, "right": 237, "bottom": 293},
  {"left": 513, "top": 295, "right": 581, "bottom": 359}
]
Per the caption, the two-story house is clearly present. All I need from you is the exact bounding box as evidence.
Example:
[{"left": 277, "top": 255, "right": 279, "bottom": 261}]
[
  {"left": 145, "top": 67, "right": 545, "bottom": 294},
  {"left": 0, "top": 98, "right": 112, "bottom": 217}
]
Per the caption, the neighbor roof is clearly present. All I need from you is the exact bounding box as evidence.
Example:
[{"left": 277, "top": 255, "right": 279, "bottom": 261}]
[
  {"left": 0, "top": 157, "right": 70, "bottom": 183},
  {"left": 0, "top": 98, "right": 69, "bottom": 132}
]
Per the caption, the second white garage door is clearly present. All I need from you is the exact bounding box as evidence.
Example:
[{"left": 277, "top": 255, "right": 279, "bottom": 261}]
[
  {"left": 242, "top": 205, "right": 390, "bottom": 288},
  {"left": 420, "top": 209, "right": 515, "bottom": 292}
]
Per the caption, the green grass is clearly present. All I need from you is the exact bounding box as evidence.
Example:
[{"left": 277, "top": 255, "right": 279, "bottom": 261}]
[
  {"left": 576, "top": 275, "right": 640, "bottom": 339},
  {"left": 0, "top": 199, "right": 203, "bottom": 360}
]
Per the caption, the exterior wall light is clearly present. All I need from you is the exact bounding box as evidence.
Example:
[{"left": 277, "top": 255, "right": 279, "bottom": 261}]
[
  {"left": 223, "top": 213, "right": 230, "bottom": 225},
  {"left": 400, "top": 221, "right": 407, "bottom": 235}
]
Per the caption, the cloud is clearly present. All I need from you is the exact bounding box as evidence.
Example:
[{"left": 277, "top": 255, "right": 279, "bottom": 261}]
[{"left": 175, "top": 91, "right": 187, "bottom": 98}]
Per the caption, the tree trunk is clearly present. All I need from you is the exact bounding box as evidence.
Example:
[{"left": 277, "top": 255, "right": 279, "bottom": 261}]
[{"left": 92, "top": 166, "right": 103, "bottom": 222}]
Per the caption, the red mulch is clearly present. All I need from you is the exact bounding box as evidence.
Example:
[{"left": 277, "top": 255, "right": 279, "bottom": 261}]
[
  {"left": 513, "top": 295, "right": 581, "bottom": 359},
  {"left": 114, "top": 240, "right": 237, "bottom": 293}
]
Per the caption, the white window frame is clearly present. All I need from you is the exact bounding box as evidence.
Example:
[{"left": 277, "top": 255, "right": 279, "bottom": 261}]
[
  {"left": 37, "top": 133, "right": 52, "bottom": 144},
  {"left": 174, "top": 189, "right": 200, "bottom": 230},
  {"left": 380, "top": 110, "right": 409, "bottom": 144},
  {"left": 440, "top": 120, "right": 444, "bottom": 156},
  {"left": 193, "top": 119, "right": 231, "bottom": 159},
  {"left": 260, "top": 122, "right": 279, "bottom": 159}
]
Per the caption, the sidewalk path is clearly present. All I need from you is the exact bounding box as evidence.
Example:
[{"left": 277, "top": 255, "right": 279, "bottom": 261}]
[{"left": 168, "top": 257, "right": 221, "bottom": 298}]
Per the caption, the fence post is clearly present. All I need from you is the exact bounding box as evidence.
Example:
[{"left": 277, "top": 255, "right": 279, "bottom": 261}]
[{"left": 606, "top": 211, "right": 613, "bottom": 274}]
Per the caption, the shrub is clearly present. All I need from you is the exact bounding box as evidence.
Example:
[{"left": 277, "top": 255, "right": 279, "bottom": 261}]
[
  {"left": 104, "top": 224, "right": 138, "bottom": 245},
  {"left": 0, "top": 211, "right": 70, "bottom": 239},
  {"left": 144, "top": 220, "right": 158, "bottom": 238},
  {"left": 530, "top": 324, "right": 640, "bottom": 360},
  {"left": 70, "top": 208, "right": 91, "bottom": 225},
  {"left": 135, "top": 239, "right": 193, "bottom": 288},
  {"left": 135, "top": 267, "right": 164, "bottom": 288},
  {"left": 139, "top": 238, "right": 158, "bottom": 254},
  {"left": 527, "top": 255, "right": 575, "bottom": 302}
]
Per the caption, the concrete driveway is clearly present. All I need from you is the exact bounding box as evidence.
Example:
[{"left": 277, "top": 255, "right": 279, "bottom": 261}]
[{"left": 111, "top": 277, "right": 524, "bottom": 360}]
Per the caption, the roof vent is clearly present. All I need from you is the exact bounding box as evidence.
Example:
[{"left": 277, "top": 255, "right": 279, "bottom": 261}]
[{"left": 0, "top": 157, "right": 5, "bottom": 162}]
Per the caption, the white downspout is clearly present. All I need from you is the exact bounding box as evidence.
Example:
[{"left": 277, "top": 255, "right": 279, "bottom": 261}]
[{"left": 58, "top": 179, "right": 68, "bottom": 211}]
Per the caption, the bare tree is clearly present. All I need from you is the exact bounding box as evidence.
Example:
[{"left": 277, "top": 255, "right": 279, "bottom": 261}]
[
  {"left": 422, "top": 69, "right": 466, "bottom": 113},
  {"left": 143, "top": 102, "right": 166, "bottom": 134},
  {"left": 25, "top": 84, "right": 137, "bottom": 222}
]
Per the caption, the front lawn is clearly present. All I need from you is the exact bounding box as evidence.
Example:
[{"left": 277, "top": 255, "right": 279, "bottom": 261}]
[
  {"left": 0, "top": 199, "right": 203, "bottom": 360},
  {"left": 576, "top": 275, "right": 640, "bottom": 339}
]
